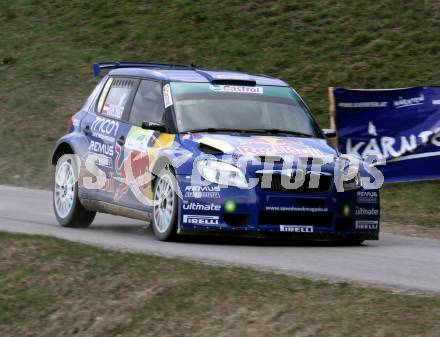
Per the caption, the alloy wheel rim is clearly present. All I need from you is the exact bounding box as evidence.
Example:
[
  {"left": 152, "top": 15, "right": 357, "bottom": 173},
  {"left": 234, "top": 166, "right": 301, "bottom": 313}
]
[
  {"left": 54, "top": 160, "right": 75, "bottom": 218},
  {"left": 153, "top": 175, "right": 174, "bottom": 234}
]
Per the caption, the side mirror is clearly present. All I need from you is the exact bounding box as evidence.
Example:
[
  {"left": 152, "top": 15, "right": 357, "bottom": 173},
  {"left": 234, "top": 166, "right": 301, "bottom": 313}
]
[
  {"left": 322, "top": 128, "right": 336, "bottom": 138},
  {"left": 141, "top": 121, "right": 166, "bottom": 132}
]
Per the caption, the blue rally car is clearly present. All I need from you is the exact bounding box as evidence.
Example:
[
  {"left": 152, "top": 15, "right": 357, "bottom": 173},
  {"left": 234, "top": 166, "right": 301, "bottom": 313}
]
[{"left": 52, "top": 62, "right": 380, "bottom": 243}]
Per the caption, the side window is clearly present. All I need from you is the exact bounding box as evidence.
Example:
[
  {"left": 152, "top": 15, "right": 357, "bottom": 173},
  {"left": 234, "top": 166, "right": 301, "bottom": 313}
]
[
  {"left": 100, "top": 78, "right": 135, "bottom": 120},
  {"left": 129, "top": 80, "right": 165, "bottom": 126}
]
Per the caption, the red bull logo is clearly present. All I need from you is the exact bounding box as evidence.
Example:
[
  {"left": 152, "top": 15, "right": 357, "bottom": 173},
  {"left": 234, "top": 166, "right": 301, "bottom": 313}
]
[
  {"left": 114, "top": 144, "right": 152, "bottom": 203},
  {"left": 239, "top": 136, "right": 302, "bottom": 146},
  {"left": 237, "top": 137, "right": 323, "bottom": 156}
]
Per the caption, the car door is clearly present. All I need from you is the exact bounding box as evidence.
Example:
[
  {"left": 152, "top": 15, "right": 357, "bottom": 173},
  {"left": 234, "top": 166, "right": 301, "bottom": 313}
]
[
  {"left": 79, "top": 76, "right": 138, "bottom": 204},
  {"left": 112, "top": 79, "right": 167, "bottom": 211}
]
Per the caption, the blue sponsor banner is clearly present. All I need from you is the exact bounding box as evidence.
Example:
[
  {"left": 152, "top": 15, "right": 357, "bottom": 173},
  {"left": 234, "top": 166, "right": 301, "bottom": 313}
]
[{"left": 333, "top": 86, "right": 440, "bottom": 182}]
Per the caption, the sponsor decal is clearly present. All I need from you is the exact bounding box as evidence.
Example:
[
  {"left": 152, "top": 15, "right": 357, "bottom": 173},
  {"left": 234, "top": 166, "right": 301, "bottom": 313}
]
[
  {"left": 394, "top": 94, "right": 424, "bottom": 109},
  {"left": 355, "top": 206, "right": 379, "bottom": 216},
  {"left": 236, "top": 137, "right": 324, "bottom": 156},
  {"left": 209, "top": 84, "right": 264, "bottom": 94},
  {"left": 280, "top": 225, "right": 314, "bottom": 233},
  {"left": 238, "top": 145, "right": 324, "bottom": 156},
  {"left": 182, "top": 202, "right": 221, "bottom": 211},
  {"left": 183, "top": 214, "right": 220, "bottom": 225},
  {"left": 102, "top": 101, "right": 125, "bottom": 119},
  {"left": 184, "top": 185, "right": 221, "bottom": 198},
  {"left": 92, "top": 153, "right": 112, "bottom": 168},
  {"left": 240, "top": 137, "right": 302, "bottom": 146},
  {"left": 163, "top": 84, "right": 173, "bottom": 108},
  {"left": 101, "top": 174, "right": 115, "bottom": 193},
  {"left": 224, "top": 200, "right": 237, "bottom": 213},
  {"left": 80, "top": 153, "right": 113, "bottom": 191},
  {"left": 114, "top": 143, "right": 151, "bottom": 202},
  {"left": 112, "top": 129, "right": 176, "bottom": 204},
  {"left": 81, "top": 162, "right": 114, "bottom": 193},
  {"left": 356, "top": 190, "right": 379, "bottom": 203},
  {"left": 266, "top": 206, "right": 328, "bottom": 213},
  {"left": 101, "top": 91, "right": 128, "bottom": 119},
  {"left": 91, "top": 117, "right": 120, "bottom": 143},
  {"left": 88, "top": 140, "right": 114, "bottom": 156},
  {"left": 125, "top": 127, "right": 155, "bottom": 152},
  {"left": 338, "top": 101, "right": 388, "bottom": 108},
  {"left": 81, "top": 126, "right": 176, "bottom": 202},
  {"left": 355, "top": 220, "right": 379, "bottom": 230}
]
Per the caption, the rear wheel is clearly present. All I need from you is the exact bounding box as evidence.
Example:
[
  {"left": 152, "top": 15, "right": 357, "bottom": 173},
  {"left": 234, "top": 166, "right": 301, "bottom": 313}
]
[
  {"left": 152, "top": 167, "right": 178, "bottom": 241},
  {"left": 53, "top": 154, "right": 96, "bottom": 228}
]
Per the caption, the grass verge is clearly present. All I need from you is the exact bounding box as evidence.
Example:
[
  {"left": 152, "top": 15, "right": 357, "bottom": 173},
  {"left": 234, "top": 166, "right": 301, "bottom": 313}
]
[
  {"left": 381, "top": 180, "right": 440, "bottom": 232},
  {"left": 0, "top": 232, "right": 439, "bottom": 337}
]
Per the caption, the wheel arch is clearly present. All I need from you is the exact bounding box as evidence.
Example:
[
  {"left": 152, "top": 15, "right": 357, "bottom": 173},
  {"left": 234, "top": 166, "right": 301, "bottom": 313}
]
[
  {"left": 52, "top": 142, "right": 74, "bottom": 165},
  {"left": 151, "top": 156, "right": 174, "bottom": 187},
  {"left": 51, "top": 132, "right": 89, "bottom": 165}
]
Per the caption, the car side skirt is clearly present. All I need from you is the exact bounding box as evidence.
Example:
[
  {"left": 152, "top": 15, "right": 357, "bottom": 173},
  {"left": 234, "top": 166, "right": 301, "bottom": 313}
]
[{"left": 80, "top": 198, "right": 152, "bottom": 221}]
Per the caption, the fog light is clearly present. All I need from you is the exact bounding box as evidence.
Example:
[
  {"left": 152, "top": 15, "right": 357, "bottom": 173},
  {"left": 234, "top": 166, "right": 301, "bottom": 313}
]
[
  {"left": 342, "top": 204, "right": 351, "bottom": 217},
  {"left": 224, "top": 200, "right": 237, "bottom": 213}
]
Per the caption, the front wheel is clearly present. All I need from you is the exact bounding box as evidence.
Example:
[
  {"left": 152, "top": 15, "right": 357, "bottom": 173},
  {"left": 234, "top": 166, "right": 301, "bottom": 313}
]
[
  {"left": 152, "top": 167, "right": 178, "bottom": 241},
  {"left": 53, "top": 154, "right": 96, "bottom": 228}
]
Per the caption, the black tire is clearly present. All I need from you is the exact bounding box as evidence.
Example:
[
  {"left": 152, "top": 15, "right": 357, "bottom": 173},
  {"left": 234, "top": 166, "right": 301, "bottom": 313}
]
[
  {"left": 53, "top": 154, "right": 96, "bottom": 228},
  {"left": 152, "top": 167, "right": 179, "bottom": 241}
]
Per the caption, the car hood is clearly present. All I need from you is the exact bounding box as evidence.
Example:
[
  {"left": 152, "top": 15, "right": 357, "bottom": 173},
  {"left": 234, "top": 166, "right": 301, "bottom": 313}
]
[{"left": 179, "top": 133, "right": 338, "bottom": 159}]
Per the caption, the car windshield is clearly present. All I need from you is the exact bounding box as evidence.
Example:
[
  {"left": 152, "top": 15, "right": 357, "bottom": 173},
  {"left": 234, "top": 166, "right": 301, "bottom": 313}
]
[{"left": 170, "top": 82, "right": 321, "bottom": 137}]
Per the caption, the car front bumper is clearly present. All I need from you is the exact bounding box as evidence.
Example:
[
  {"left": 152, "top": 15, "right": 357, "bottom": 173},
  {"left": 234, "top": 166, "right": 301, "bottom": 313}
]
[{"left": 176, "top": 175, "right": 380, "bottom": 241}]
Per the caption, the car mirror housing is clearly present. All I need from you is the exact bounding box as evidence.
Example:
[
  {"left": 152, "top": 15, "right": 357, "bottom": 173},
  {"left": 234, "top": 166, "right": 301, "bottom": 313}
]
[
  {"left": 322, "top": 128, "right": 336, "bottom": 138},
  {"left": 142, "top": 121, "right": 166, "bottom": 132}
]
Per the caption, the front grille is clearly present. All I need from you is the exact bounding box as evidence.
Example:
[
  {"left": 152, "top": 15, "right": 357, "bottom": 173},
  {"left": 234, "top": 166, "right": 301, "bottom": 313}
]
[
  {"left": 258, "top": 155, "right": 283, "bottom": 164},
  {"left": 334, "top": 217, "right": 354, "bottom": 231},
  {"left": 295, "top": 198, "right": 326, "bottom": 207},
  {"left": 259, "top": 210, "right": 333, "bottom": 227},
  {"left": 256, "top": 172, "right": 333, "bottom": 194}
]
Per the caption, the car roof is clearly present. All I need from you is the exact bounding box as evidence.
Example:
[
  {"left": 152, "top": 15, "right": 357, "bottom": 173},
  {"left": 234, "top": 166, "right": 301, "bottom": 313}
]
[{"left": 107, "top": 68, "right": 289, "bottom": 86}]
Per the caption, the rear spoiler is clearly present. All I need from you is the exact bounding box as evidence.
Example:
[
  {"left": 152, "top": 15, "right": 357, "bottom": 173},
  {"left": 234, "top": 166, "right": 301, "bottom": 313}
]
[{"left": 92, "top": 62, "right": 195, "bottom": 77}]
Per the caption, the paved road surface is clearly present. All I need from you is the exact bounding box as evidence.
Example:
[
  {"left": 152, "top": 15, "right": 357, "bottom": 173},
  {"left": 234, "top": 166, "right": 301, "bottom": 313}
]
[{"left": 1, "top": 185, "right": 439, "bottom": 294}]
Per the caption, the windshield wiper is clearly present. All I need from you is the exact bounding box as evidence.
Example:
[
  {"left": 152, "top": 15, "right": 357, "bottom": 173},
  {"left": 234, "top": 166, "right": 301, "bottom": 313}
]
[
  {"left": 243, "top": 129, "right": 314, "bottom": 137},
  {"left": 184, "top": 128, "right": 313, "bottom": 137},
  {"left": 184, "top": 128, "right": 246, "bottom": 133}
]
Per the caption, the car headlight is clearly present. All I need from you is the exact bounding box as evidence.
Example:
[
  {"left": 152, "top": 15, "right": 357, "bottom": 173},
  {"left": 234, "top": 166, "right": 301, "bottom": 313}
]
[
  {"left": 343, "top": 172, "right": 361, "bottom": 191},
  {"left": 196, "top": 159, "right": 248, "bottom": 188}
]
